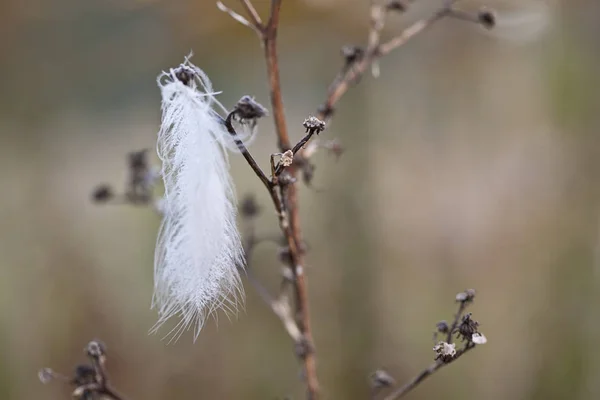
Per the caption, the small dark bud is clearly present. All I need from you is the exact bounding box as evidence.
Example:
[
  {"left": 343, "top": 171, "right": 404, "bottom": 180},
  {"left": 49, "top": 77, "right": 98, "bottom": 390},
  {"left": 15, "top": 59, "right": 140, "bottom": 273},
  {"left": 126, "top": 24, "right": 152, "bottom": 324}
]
[
  {"left": 386, "top": 0, "right": 409, "bottom": 12},
  {"left": 370, "top": 369, "right": 396, "bottom": 389},
  {"left": 240, "top": 194, "right": 260, "bottom": 218},
  {"left": 477, "top": 8, "right": 496, "bottom": 29},
  {"left": 128, "top": 149, "right": 149, "bottom": 171},
  {"left": 73, "top": 364, "right": 96, "bottom": 386},
  {"left": 174, "top": 66, "right": 195, "bottom": 86},
  {"left": 436, "top": 320, "right": 450, "bottom": 334},
  {"left": 457, "top": 313, "right": 480, "bottom": 341},
  {"left": 341, "top": 45, "right": 364, "bottom": 64},
  {"left": 233, "top": 96, "right": 268, "bottom": 122},
  {"left": 86, "top": 340, "right": 106, "bottom": 359},
  {"left": 303, "top": 116, "right": 326, "bottom": 135},
  {"left": 92, "top": 185, "right": 114, "bottom": 203}
]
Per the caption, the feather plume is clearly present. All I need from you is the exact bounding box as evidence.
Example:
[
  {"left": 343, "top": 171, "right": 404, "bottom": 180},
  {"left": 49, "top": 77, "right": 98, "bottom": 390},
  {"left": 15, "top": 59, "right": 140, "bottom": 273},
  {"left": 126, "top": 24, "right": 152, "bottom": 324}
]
[{"left": 152, "top": 57, "right": 245, "bottom": 341}]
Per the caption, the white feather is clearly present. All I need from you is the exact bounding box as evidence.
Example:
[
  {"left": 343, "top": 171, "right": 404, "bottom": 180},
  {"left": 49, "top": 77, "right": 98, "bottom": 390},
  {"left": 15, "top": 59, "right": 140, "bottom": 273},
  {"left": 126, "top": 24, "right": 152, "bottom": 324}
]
[{"left": 152, "top": 58, "right": 245, "bottom": 342}]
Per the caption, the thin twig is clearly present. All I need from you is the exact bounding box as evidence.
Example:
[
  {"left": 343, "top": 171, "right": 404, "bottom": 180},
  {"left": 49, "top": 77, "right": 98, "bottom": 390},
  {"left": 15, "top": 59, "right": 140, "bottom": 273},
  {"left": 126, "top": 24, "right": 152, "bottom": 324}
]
[
  {"left": 239, "top": 0, "right": 263, "bottom": 29},
  {"left": 382, "top": 343, "right": 476, "bottom": 400},
  {"left": 273, "top": 130, "right": 315, "bottom": 176},
  {"left": 224, "top": 112, "right": 272, "bottom": 190},
  {"left": 447, "top": 301, "right": 468, "bottom": 343},
  {"left": 316, "top": 0, "right": 458, "bottom": 122}
]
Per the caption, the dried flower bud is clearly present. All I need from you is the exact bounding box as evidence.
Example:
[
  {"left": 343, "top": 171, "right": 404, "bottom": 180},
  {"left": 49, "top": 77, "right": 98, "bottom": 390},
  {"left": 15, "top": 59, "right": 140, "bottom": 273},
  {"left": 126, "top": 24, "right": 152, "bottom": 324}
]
[
  {"left": 280, "top": 150, "right": 294, "bottom": 167},
  {"left": 472, "top": 332, "right": 487, "bottom": 344},
  {"left": 303, "top": 116, "right": 326, "bottom": 135},
  {"left": 386, "top": 0, "right": 409, "bottom": 12},
  {"left": 240, "top": 194, "right": 260, "bottom": 218},
  {"left": 477, "top": 8, "right": 496, "bottom": 29},
  {"left": 455, "top": 289, "right": 476, "bottom": 303},
  {"left": 73, "top": 364, "right": 96, "bottom": 386},
  {"left": 457, "top": 313, "right": 479, "bottom": 341},
  {"left": 92, "top": 185, "right": 114, "bottom": 203},
  {"left": 370, "top": 369, "right": 396, "bottom": 389},
  {"left": 174, "top": 65, "right": 195, "bottom": 86},
  {"left": 341, "top": 45, "right": 364, "bottom": 64},
  {"left": 433, "top": 341, "right": 456, "bottom": 363},
  {"left": 436, "top": 320, "right": 450, "bottom": 334},
  {"left": 233, "top": 96, "right": 268, "bottom": 123},
  {"left": 86, "top": 341, "right": 106, "bottom": 359},
  {"left": 38, "top": 368, "right": 55, "bottom": 384}
]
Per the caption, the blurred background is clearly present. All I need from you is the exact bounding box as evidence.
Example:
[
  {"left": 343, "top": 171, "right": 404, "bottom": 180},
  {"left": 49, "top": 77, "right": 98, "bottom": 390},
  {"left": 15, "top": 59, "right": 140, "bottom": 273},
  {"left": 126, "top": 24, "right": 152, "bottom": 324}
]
[{"left": 1, "top": 0, "right": 599, "bottom": 399}]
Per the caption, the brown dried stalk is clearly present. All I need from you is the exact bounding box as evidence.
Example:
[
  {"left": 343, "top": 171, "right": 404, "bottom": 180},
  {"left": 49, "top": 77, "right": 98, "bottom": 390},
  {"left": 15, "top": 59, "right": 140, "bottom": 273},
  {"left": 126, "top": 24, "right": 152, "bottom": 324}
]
[
  {"left": 218, "top": 2, "right": 319, "bottom": 397},
  {"left": 317, "top": 0, "right": 459, "bottom": 122},
  {"left": 218, "top": 1, "right": 495, "bottom": 399}
]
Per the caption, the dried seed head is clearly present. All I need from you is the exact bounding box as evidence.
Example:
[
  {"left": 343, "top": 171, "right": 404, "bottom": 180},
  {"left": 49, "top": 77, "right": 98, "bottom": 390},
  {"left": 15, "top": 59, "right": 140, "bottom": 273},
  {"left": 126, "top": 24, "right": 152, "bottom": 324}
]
[
  {"left": 73, "top": 364, "right": 96, "bottom": 386},
  {"left": 341, "top": 45, "right": 364, "bottom": 64},
  {"left": 436, "top": 320, "right": 450, "bottom": 334},
  {"left": 92, "top": 185, "right": 114, "bottom": 203},
  {"left": 280, "top": 150, "right": 294, "bottom": 167},
  {"left": 233, "top": 96, "right": 268, "bottom": 123},
  {"left": 370, "top": 369, "right": 396, "bottom": 389},
  {"left": 433, "top": 341, "right": 456, "bottom": 363},
  {"left": 303, "top": 116, "right": 326, "bottom": 135},
  {"left": 477, "top": 8, "right": 496, "bottom": 29},
  {"left": 457, "top": 313, "right": 480, "bottom": 341},
  {"left": 240, "top": 194, "right": 260, "bottom": 219},
  {"left": 85, "top": 340, "right": 106, "bottom": 359},
  {"left": 455, "top": 288, "right": 476, "bottom": 303},
  {"left": 174, "top": 65, "right": 195, "bottom": 86}
]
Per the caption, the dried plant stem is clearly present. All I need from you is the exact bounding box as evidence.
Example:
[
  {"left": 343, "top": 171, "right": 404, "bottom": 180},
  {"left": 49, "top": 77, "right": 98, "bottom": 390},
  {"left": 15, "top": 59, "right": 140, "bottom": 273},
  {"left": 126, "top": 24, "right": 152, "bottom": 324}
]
[
  {"left": 219, "top": 1, "right": 466, "bottom": 399},
  {"left": 261, "top": 2, "right": 320, "bottom": 398},
  {"left": 220, "top": 2, "right": 319, "bottom": 396},
  {"left": 382, "top": 343, "right": 476, "bottom": 400},
  {"left": 317, "top": 0, "right": 457, "bottom": 121}
]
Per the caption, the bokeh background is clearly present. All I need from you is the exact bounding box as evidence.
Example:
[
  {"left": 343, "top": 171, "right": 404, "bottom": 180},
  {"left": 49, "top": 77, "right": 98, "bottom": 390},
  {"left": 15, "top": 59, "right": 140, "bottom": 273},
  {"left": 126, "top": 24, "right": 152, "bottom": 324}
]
[{"left": 1, "top": 0, "right": 599, "bottom": 399}]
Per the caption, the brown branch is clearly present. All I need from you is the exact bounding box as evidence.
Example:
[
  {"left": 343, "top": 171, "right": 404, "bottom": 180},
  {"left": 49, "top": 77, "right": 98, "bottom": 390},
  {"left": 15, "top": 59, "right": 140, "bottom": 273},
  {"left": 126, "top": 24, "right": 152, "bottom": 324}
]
[
  {"left": 220, "top": 0, "right": 320, "bottom": 397},
  {"left": 382, "top": 343, "right": 476, "bottom": 400},
  {"left": 239, "top": 0, "right": 263, "bottom": 29},
  {"left": 316, "top": 0, "right": 458, "bottom": 122}
]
